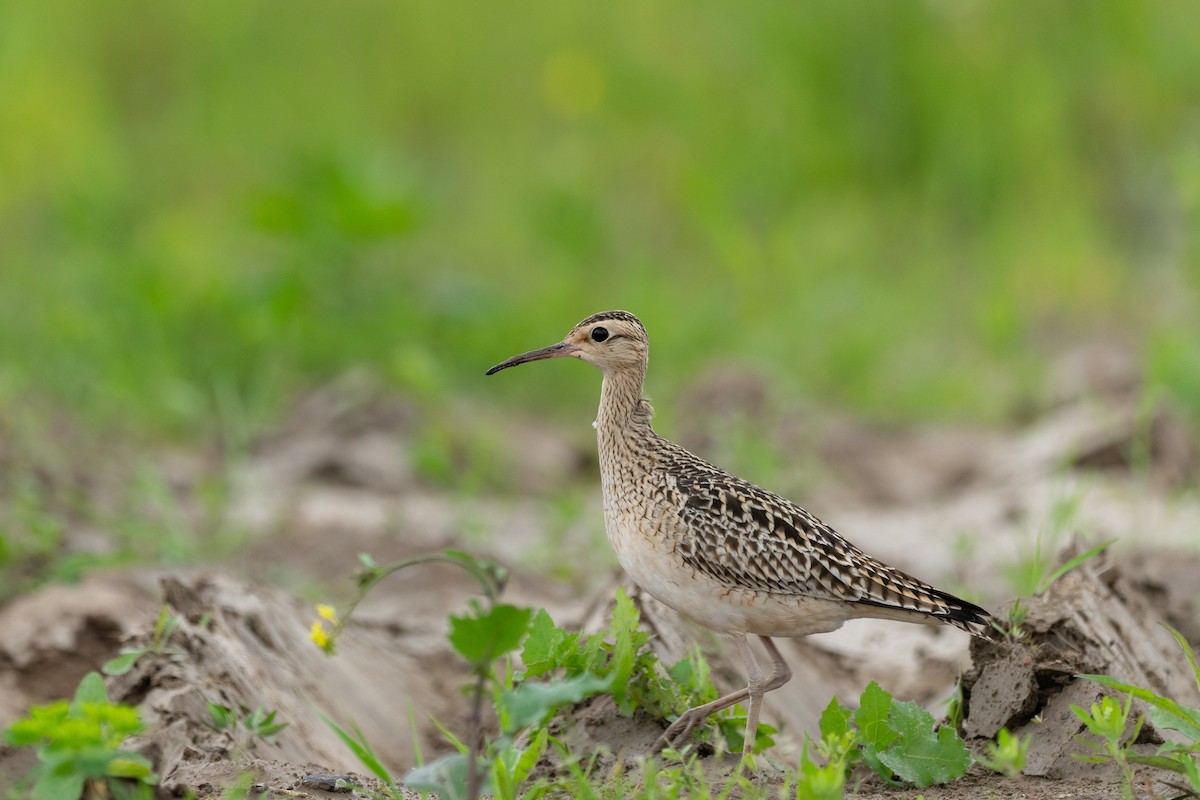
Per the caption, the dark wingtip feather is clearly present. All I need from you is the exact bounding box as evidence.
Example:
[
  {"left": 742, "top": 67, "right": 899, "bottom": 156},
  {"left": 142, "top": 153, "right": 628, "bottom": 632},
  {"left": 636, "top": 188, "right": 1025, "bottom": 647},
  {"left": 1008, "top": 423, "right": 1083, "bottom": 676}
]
[{"left": 930, "top": 589, "right": 996, "bottom": 639}]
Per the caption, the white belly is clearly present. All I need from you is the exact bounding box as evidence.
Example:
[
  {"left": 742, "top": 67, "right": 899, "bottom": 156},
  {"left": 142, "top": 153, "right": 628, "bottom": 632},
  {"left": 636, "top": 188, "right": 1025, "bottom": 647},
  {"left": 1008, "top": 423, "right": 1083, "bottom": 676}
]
[{"left": 602, "top": 495, "right": 849, "bottom": 638}]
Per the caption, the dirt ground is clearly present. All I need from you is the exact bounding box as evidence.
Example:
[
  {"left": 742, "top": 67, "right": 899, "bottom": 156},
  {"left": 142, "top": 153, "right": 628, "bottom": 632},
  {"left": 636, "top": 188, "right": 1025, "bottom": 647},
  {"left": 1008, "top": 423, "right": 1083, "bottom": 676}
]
[{"left": 2, "top": 357, "right": 1199, "bottom": 799}]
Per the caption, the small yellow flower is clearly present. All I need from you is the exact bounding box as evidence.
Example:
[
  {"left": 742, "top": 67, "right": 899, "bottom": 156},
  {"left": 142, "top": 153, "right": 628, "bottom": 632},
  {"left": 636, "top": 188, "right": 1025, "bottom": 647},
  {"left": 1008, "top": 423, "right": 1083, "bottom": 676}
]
[
  {"left": 316, "top": 604, "right": 339, "bottom": 623},
  {"left": 310, "top": 621, "right": 334, "bottom": 655}
]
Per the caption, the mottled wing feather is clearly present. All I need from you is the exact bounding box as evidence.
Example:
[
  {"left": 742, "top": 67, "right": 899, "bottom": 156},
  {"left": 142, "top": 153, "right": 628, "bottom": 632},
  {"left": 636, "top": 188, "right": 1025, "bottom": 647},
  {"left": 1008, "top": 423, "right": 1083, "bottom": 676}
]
[{"left": 665, "top": 466, "right": 992, "bottom": 637}]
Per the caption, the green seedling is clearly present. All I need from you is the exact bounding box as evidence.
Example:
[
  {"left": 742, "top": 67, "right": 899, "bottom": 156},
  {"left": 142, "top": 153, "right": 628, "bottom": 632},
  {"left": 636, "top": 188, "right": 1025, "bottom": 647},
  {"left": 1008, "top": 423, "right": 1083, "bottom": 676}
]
[
  {"left": 793, "top": 705, "right": 859, "bottom": 800},
  {"left": 102, "top": 605, "right": 184, "bottom": 676},
  {"left": 994, "top": 539, "right": 1114, "bottom": 642},
  {"left": 208, "top": 703, "right": 288, "bottom": 744},
  {"left": 976, "top": 727, "right": 1031, "bottom": 779},
  {"left": 1001, "top": 490, "right": 1113, "bottom": 602},
  {"left": 994, "top": 597, "right": 1029, "bottom": 642},
  {"left": 4, "top": 672, "right": 158, "bottom": 800},
  {"left": 520, "top": 596, "right": 774, "bottom": 754},
  {"left": 1037, "top": 539, "right": 1116, "bottom": 595},
  {"left": 1078, "top": 623, "right": 1200, "bottom": 795},
  {"left": 816, "top": 681, "right": 973, "bottom": 789},
  {"left": 320, "top": 713, "right": 397, "bottom": 789},
  {"left": 1071, "top": 693, "right": 1141, "bottom": 798}
]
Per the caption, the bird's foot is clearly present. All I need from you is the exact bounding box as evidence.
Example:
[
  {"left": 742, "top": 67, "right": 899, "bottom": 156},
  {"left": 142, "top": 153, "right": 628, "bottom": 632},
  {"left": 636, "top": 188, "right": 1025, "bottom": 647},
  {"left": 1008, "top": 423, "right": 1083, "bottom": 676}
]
[{"left": 653, "top": 708, "right": 711, "bottom": 755}]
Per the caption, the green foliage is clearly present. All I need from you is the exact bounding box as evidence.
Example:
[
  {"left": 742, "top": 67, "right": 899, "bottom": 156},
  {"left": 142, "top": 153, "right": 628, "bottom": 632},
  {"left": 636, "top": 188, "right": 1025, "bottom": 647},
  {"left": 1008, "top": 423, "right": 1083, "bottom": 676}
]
[
  {"left": 1037, "top": 540, "right": 1116, "bottom": 595},
  {"left": 406, "top": 753, "right": 482, "bottom": 800},
  {"left": 449, "top": 602, "right": 534, "bottom": 669},
  {"left": 102, "top": 605, "right": 184, "bottom": 676},
  {"left": 322, "top": 552, "right": 778, "bottom": 799},
  {"left": 4, "top": 672, "right": 157, "bottom": 800},
  {"left": 1071, "top": 694, "right": 1141, "bottom": 798},
  {"left": 808, "top": 682, "right": 973, "bottom": 790},
  {"left": 796, "top": 742, "right": 848, "bottom": 800},
  {"left": 320, "top": 714, "right": 397, "bottom": 788},
  {"left": 503, "top": 674, "right": 613, "bottom": 732},
  {"left": 519, "top": 591, "right": 774, "bottom": 754},
  {"left": 521, "top": 590, "right": 672, "bottom": 717},
  {"left": 995, "top": 598, "right": 1029, "bottom": 642},
  {"left": 793, "top": 702, "right": 858, "bottom": 800},
  {"left": 976, "top": 727, "right": 1031, "bottom": 779},
  {"left": 207, "top": 704, "right": 288, "bottom": 744},
  {"left": 1077, "top": 623, "right": 1200, "bottom": 795},
  {"left": 0, "top": 443, "right": 244, "bottom": 604},
  {"left": 874, "top": 700, "right": 973, "bottom": 786},
  {"left": 2, "top": 1, "right": 1199, "bottom": 442},
  {"left": 1000, "top": 493, "right": 1097, "bottom": 600}
]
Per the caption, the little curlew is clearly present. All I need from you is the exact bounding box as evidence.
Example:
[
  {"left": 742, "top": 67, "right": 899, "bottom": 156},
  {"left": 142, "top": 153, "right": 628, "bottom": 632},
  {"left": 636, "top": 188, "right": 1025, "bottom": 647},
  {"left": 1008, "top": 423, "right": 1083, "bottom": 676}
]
[{"left": 486, "top": 311, "right": 992, "bottom": 763}]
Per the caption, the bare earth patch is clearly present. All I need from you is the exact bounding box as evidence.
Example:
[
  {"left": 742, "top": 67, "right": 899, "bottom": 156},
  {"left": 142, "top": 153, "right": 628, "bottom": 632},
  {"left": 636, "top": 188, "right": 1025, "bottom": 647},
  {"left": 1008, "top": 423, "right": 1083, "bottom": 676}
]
[{"left": 1, "top": 377, "right": 1198, "bottom": 797}]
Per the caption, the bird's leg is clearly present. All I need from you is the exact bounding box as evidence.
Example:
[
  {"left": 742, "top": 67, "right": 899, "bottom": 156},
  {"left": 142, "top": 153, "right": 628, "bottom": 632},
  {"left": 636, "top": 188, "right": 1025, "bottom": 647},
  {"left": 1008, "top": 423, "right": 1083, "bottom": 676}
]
[
  {"left": 756, "top": 636, "right": 793, "bottom": 693},
  {"left": 655, "top": 634, "right": 754, "bottom": 754},
  {"left": 735, "top": 635, "right": 766, "bottom": 772},
  {"left": 654, "top": 685, "right": 749, "bottom": 754},
  {"left": 655, "top": 635, "right": 795, "bottom": 763},
  {"left": 739, "top": 637, "right": 792, "bottom": 771}
]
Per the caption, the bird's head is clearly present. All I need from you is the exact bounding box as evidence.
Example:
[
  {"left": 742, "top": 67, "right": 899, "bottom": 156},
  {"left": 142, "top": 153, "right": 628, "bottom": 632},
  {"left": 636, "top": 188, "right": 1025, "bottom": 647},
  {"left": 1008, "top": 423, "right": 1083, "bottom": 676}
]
[{"left": 486, "top": 310, "right": 649, "bottom": 377}]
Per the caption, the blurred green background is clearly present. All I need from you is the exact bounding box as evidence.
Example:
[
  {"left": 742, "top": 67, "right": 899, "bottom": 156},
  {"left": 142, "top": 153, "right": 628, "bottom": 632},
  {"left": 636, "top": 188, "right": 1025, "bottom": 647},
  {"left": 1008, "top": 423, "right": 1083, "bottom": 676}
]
[{"left": 2, "top": 0, "right": 1199, "bottom": 440}]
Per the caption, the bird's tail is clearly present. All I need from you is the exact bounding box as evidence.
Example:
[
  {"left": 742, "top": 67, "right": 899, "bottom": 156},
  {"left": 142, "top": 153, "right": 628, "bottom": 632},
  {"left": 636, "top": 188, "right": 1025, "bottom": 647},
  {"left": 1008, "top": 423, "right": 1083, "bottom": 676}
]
[
  {"left": 926, "top": 588, "right": 995, "bottom": 639},
  {"left": 853, "top": 563, "right": 996, "bottom": 639}
]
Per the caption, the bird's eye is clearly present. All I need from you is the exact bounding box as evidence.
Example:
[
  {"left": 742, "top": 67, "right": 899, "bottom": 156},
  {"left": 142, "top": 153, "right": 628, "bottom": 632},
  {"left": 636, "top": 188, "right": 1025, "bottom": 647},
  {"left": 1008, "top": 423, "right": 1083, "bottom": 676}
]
[{"left": 590, "top": 327, "right": 610, "bottom": 343}]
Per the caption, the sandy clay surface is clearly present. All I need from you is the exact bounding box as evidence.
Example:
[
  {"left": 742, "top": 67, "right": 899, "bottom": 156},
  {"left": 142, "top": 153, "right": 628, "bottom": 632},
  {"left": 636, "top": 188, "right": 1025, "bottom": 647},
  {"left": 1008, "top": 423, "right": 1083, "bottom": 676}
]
[{"left": 2, "top": 363, "right": 1199, "bottom": 799}]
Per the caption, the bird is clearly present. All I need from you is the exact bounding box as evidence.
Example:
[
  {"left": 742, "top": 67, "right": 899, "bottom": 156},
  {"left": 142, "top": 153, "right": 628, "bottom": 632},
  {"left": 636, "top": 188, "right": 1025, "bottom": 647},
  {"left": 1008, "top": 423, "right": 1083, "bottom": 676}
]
[{"left": 486, "top": 310, "right": 992, "bottom": 765}]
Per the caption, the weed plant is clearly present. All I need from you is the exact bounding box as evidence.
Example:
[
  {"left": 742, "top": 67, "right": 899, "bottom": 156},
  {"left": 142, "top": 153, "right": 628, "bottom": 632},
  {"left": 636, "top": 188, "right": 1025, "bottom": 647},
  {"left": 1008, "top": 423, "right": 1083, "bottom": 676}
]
[
  {"left": 1076, "top": 624, "right": 1200, "bottom": 797},
  {"left": 4, "top": 673, "right": 157, "bottom": 800}
]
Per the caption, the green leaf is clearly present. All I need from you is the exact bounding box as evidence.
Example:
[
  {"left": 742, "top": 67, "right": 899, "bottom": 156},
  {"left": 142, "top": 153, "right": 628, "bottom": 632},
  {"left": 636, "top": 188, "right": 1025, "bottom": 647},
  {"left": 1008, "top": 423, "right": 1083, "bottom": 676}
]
[
  {"left": 1161, "top": 623, "right": 1200, "bottom": 696},
  {"left": 405, "top": 752, "right": 485, "bottom": 800},
  {"left": 429, "top": 715, "right": 469, "bottom": 754},
  {"left": 668, "top": 647, "right": 716, "bottom": 706},
  {"left": 5, "top": 703, "right": 70, "bottom": 746},
  {"left": 606, "top": 588, "right": 640, "bottom": 713},
  {"left": 208, "top": 703, "right": 236, "bottom": 730},
  {"left": 856, "top": 681, "right": 899, "bottom": 783},
  {"left": 499, "top": 726, "right": 549, "bottom": 789},
  {"left": 503, "top": 672, "right": 612, "bottom": 732},
  {"left": 102, "top": 648, "right": 147, "bottom": 677},
  {"left": 819, "top": 696, "right": 853, "bottom": 741},
  {"left": 877, "top": 700, "right": 972, "bottom": 787},
  {"left": 1149, "top": 705, "right": 1200, "bottom": 742},
  {"left": 1127, "top": 752, "right": 1195, "bottom": 774},
  {"left": 318, "top": 712, "right": 395, "bottom": 786},
  {"left": 1079, "top": 674, "right": 1200, "bottom": 741},
  {"left": 448, "top": 603, "right": 533, "bottom": 668},
  {"left": 72, "top": 673, "right": 109, "bottom": 711},
  {"left": 152, "top": 605, "right": 181, "bottom": 650},
  {"left": 107, "top": 753, "right": 158, "bottom": 782},
  {"left": 31, "top": 770, "right": 84, "bottom": 800},
  {"left": 520, "top": 609, "right": 579, "bottom": 678},
  {"left": 1038, "top": 539, "right": 1116, "bottom": 594},
  {"left": 855, "top": 682, "right": 896, "bottom": 750},
  {"left": 797, "top": 738, "right": 847, "bottom": 800}
]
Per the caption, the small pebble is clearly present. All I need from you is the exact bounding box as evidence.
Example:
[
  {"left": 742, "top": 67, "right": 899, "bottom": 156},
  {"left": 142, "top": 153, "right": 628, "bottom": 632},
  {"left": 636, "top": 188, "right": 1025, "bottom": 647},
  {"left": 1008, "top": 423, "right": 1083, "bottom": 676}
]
[{"left": 301, "top": 773, "right": 354, "bottom": 793}]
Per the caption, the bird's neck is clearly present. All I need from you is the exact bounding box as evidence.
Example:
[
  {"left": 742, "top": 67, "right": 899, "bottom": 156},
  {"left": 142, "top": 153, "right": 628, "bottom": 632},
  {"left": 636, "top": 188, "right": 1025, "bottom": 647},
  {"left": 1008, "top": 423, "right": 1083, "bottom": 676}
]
[{"left": 596, "top": 366, "right": 654, "bottom": 444}]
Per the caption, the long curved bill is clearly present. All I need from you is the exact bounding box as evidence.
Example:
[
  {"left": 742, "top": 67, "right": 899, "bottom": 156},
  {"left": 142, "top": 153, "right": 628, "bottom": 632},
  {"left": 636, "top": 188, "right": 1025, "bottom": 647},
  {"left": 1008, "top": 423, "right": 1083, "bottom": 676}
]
[{"left": 486, "top": 341, "right": 580, "bottom": 375}]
